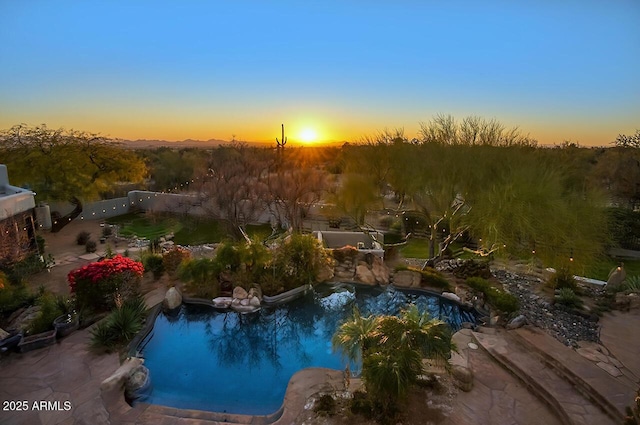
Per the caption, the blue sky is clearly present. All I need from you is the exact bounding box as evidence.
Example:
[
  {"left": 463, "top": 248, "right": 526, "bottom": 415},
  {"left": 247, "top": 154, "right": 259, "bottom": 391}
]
[{"left": 0, "top": 0, "right": 638, "bottom": 145}]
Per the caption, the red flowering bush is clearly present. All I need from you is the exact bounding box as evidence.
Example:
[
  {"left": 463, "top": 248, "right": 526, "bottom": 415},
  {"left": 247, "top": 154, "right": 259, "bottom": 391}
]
[{"left": 68, "top": 255, "right": 144, "bottom": 311}]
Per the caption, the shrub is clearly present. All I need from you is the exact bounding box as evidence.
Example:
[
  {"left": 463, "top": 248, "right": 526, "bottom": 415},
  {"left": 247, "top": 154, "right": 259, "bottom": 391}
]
[
  {"left": 68, "top": 255, "right": 144, "bottom": 312},
  {"left": 85, "top": 240, "right": 97, "bottom": 253},
  {"left": 272, "top": 234, "right": 331, "bottom": 290},
  {"left": 143, "top": 254, "right": 165, "bottom": 280},
  {"left": 90, "top": 296, "right": 147, "bottom": 352},
  {"left": 29, "top": 293, "right": 63, "bottom": 334},
  {"left": 623, "top": 276, "right": 640, "bottom": 292},
  {"left": 5, "top": 255, "right": 45, "bottom": 284},
  {"left": 162, "top": 247, "right": 191, "bottom": 276},
  {"left": 466, "top": 277, "right": 491, "bottom": 292},
  {"left": 466, "top": 277, "right": 519, "bottom": 314},
  {"left": 350, "top": 390, "right": 374, "bottom": 418},
  {"left": 485, "top": 287, "right": 519, "bottom": 314},
  {"left": 0, "top": 280, "right": 33, "bottom": 316},
  {"left": 314, "top": 394, "right": 336, "bottom": 416},
  {"left": 556, "top": 288, "right": 584, "bottom": 310},
  {"left": 214, "top": 242, "right": 243, "bottom": 271},
  {"left": 102, "top": 226, "right": 113, "bottom": 237},
  {"left": 54, "top": 294, "right": 75, "bottom": 315},
  {"left": 548, "top": 267, "right": 577, "bottom": 291},
  {"left": 417, "top": 267, "right": 451, "bottom": 290},
  {"left": 178, "top": 258, "right": 221, "bottom": 298},
  {"left": 76, "top": 231, "right": 91, "bottom": 245}
]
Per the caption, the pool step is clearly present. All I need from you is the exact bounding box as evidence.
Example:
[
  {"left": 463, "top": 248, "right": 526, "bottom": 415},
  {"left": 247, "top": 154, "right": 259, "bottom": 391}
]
[
  {"left": 473, "top": 329, "right": 616, "bottom": 425},
  {"left": 512, "top": 327, "right": 635, "bottom": 421}
]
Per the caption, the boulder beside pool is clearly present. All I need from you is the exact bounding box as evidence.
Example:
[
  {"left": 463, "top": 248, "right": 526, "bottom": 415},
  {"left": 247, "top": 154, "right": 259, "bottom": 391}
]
[{"left": 162, "top": 287, "right": 182, "bottom": 311}]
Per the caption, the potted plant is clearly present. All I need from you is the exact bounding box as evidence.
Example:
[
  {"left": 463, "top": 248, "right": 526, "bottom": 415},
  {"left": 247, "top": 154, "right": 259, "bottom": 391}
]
[
  {"left": 52, "top": 295, "right": 79, "bottom": 338},
  {"left": 53, "top": 312, "right": 79, "bottom": 338}
]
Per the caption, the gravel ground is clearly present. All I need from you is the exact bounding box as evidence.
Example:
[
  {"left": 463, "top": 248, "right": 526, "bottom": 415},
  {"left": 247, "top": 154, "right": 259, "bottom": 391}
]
[{"left": 492, "top": 269, "right": 602, "bottom": 347}]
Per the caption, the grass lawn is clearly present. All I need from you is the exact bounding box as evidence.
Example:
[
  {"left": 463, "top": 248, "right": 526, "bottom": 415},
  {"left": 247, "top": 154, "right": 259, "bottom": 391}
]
[
  {"left": 586, "top": 257, "right": 640, "bottom": 281},
  {"left": 106, "top": 213, "right": 277, "bottom": 245},
  {"left": 399, "top": 239, "right": 431, "bottom": 258}
]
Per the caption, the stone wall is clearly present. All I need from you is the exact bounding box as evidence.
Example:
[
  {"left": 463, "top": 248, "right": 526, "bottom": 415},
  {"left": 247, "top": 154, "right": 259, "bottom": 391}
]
[{"left": 330, "top": 247, "right": 390, "bottom": 285}]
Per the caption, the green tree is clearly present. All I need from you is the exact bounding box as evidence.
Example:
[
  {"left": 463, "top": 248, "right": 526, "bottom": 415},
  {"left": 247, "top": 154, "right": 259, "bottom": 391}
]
[
  {"left": 614, "top": 129, "right": 640, "bottom": 148},
  {"left": 0, "top": 124, "right": 147, "bottom": 201}
]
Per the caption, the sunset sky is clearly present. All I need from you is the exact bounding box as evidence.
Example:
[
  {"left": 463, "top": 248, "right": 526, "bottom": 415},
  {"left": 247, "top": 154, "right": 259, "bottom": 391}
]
[{"left": 1, "top": 0, "right": 638, "bottom": 146}]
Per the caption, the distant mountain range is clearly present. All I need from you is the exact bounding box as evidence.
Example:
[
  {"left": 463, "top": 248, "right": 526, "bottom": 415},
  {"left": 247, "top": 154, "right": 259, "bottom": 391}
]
[{"left": 114, "top": 138, "right": 348, "bottom": 149}]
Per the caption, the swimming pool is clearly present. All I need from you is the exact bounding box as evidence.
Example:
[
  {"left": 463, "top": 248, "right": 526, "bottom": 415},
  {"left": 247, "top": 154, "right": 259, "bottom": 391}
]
[{"left": 135, "top": 283, "right": 476, "bottom": 415}]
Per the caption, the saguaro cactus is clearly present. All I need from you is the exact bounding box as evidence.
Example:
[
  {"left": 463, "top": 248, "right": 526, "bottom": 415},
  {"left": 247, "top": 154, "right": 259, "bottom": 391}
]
[{"left": 276, "top": 124, "right": 287, "bottom": 150}]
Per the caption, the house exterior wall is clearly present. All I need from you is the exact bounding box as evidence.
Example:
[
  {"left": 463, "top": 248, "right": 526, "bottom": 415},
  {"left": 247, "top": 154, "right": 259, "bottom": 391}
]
[{"left": 0, "top": 165, "right": 36, "bottom": 221}]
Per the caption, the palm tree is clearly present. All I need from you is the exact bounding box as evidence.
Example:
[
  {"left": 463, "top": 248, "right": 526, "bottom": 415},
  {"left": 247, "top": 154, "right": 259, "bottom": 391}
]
[
  {"left": 331, "top": 306, "right": 379, "bottom": 363},
  {"left": 332, "top": 304, "right": 455, "bottom": 421}
]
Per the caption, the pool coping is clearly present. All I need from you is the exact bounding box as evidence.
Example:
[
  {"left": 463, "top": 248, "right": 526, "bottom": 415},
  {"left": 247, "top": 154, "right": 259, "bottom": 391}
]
[{"left": 113, "top": 282, "right": 478, "bottom": 424}]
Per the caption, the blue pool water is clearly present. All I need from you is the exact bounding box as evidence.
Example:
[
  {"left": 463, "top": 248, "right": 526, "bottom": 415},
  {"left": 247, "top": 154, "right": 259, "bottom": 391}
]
[{"left": 136, "top": 284, "right": 476, "bottom": 415}]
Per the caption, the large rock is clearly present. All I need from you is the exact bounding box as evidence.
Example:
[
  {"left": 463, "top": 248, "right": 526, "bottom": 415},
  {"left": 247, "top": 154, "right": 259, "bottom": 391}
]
[
  {"left": 317, "top": 261, "right": 335, "bottom": 282},
  {"left": 101, "top": 357, "right": 144, "bottom": 393},
  {"left": 370, "top": 255, "right": 390, "bottom": 285},
  {"left": 506, "top": 315, "right": 527, "bottom": 330},
  {"left": 442, "top": 292, "right": 461, "bottom": 303},
  {"left": 249, "top": 296, "right": 261, "bottom": 307},
  {"left": 162, "top": 287, "right": 182, "bottom": 311},
  {"left": 248, "top": 287, "right": 262, "bottom": 300},
  {"left": 393, "top": 270, "right": 421, "bottom": 288},
  {"left": 606, "top": 265, "right": 626, "bottom": 288},
  {"left": 356, "top": 263, "right": 377, "bottom": 285},
  {"left": 233, "top": 286, "right": 249, "bottom": 300},
  {"left": 124, "top": 364, "right": 150, "bottom": 400}
]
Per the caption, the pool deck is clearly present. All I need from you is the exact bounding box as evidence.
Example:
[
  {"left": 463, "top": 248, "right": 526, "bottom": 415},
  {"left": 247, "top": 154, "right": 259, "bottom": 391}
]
[{"left": 1, "top": 307, "right": 638, "bottom": 424}]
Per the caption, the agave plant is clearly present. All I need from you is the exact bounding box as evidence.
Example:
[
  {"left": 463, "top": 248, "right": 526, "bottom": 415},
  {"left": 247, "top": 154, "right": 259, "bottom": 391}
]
[{"left": 623, "top": 276, "right": 640, "bottom": 292}]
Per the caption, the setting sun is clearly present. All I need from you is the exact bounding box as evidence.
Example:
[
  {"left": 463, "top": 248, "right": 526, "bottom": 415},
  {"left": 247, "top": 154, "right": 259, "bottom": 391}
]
[{"left": 299, "top": 128, "right": 318, "bottom": 143}]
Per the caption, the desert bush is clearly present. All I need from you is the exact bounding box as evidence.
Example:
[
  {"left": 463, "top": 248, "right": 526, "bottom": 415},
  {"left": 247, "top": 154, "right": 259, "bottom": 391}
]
[
  {"left": 466, "top": 277, "right": 519, "bottom": 314},
  {"left": 178, "top": 258, "right": 221, "bottom": 298},
  {"left": 5, "top": 255, "right": 45, "bottom": 284},
  {"left": 29, "top": 293, "right": 63, "bottom": 334},
  {"left": 68, "top": 255, "right": 144, "bottom": 312},
  {"left": 547, "top": 267, "right": 578, "bottom": 291},
  {"left": 102, "top": 226, "right": 113, "bottom": 237},
  {"left": 273, "top": 234, "right": 332, "bottom": 290},
  {"left": 162, "top": 247, "right": 191, "bottom": 276},
  {"left": 466, "top": 277, "right": 491, "bottom": 292},
  {"left": 215, "top": 242, "right": 244, "bottom": 271},
  {"left": 0, "top": 280, "right": 33, "bottom": 316},
  {"left": 76, "top": 231, "right": 91, "bottom": 245},
  {"left": 143, "top": 254, "right": 165, "bottom": 280},
  {"left": 85, "top": 240, "right": 97, "bottom": 253},
  {"left": 555, "top": 288, "right": 584, "bottom": 310},
  {"left": 417, "top": 267, "right": 451, "bottom": 290}
]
